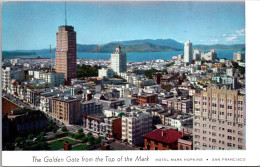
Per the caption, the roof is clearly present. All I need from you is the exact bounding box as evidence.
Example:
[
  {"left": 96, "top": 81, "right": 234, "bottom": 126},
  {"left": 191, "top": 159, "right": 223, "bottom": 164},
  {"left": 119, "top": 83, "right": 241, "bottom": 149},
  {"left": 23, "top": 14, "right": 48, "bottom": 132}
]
[{"left": 143, "top": 128, "right": 183, "bottom": 144}]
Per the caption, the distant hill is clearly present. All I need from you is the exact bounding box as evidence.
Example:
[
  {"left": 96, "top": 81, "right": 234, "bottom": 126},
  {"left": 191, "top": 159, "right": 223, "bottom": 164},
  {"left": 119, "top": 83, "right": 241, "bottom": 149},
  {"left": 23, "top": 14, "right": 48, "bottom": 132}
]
[
  {"left": 193, "top": 44, "right": 245, "bottom": 50},
  {"left": 114, "top": 39, "right": 184, "bottom": 50},
  {"left": 97, "top": 41, "right": 181, "bottom": 53},
  {"left": 2, "top": 39, "right": 245, "bottom": 58}
]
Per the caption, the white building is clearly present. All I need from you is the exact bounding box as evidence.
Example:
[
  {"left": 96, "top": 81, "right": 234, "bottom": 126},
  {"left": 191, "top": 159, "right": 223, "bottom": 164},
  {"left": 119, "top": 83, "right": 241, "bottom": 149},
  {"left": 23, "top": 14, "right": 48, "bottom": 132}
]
[
  {"left": 2, "top": 67, "right": 25, "bottom": 92},
  {"left": 121, "top": 111, "right": 152, "bottom": 146},
  {"left": 167, "top": 115, "right": 193, "bottom": 131},
  {"left": 201, "top": 50, "right": 217, "bottom": 61},
  {"left": 30, "top": 70, "right": 65, "bottom": 87},
  {"left": 184, "top": 40, "right": 193, "bottom": 64},
  {"left": 98, "top": 68, "right": 114, "bottom": 78},
  {"left": 233, "top": 51, "right": 245, "bottom": 62},
  {"left": 193, "top": 49, "right": 201, "bottom": 60},
  {"left": 111, "top": 46, "right": 127, "bottom": 74}
]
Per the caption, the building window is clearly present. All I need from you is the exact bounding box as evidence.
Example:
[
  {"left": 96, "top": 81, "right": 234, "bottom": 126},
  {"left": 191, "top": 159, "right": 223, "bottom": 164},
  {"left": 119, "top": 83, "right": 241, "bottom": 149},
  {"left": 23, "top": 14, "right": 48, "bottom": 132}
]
[
  {"left": 186, "top": 146, "right": 189, "bottom": 150},
  {"left": 180, "top": 145, "right": 183, "bottom": 150}
]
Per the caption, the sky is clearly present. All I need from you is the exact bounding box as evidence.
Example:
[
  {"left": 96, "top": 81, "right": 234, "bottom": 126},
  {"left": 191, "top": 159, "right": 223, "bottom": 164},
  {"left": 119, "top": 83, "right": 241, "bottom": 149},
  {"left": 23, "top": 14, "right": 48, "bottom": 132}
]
[{"left": 2, "top": 1, "right": 245, "bottom": 50}]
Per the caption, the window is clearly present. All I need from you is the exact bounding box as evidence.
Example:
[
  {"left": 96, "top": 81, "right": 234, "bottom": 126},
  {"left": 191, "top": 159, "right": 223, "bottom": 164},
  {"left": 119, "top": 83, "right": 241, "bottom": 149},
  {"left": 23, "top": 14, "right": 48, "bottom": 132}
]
[
  {"left": 228, "top": 106, "right": 232, "bottom": 109},
  {"left": 186, "top": 146, "right": 189, "bottom": 150},
  {"left": 203, "top": 130, "right": 207, "bottom": 134},
  {"left": 227, "top": 136, "right": 232, "bottom": 140},
  {"left": 238, "top": 138, "right": 243, "bottom": 143},
  {"left": 227, "top": 129, "right": 232, "bottom": 133},
  {"left": 180, "top": 145, "right": 183, "bottom": 150},
  {"left": 227, "top": 143, "right": 232, "bottom": 147}
]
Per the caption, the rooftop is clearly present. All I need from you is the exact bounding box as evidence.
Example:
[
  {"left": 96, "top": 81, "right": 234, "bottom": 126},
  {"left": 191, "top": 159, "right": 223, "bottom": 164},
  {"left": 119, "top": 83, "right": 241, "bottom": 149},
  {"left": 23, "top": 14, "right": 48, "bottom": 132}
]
[{"left": 143, "top": 128, "right": 183, "bottom": 144}]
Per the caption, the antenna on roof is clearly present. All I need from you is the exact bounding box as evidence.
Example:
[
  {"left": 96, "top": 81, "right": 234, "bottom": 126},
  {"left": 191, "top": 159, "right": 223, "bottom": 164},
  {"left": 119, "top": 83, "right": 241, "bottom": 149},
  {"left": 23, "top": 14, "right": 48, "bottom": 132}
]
[{"left": 65, "top": 0, "right": 67, "bottom": 26}]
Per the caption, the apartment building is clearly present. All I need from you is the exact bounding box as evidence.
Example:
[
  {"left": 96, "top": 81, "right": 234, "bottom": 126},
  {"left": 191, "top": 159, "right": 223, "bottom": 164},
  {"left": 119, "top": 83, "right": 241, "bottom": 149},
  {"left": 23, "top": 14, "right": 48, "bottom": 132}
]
[
  {"left": 52, "top": 96, "right": 81, "bottom": 125},
  {"left": 193, "top": 87, "right": 246, "bottom": 150},
  {"left": 100, "top": 117, "right": 122, "bottom": 140},
  {"left": 2, "top": 67, "right": 25, "bottom": 92},
  {"left": 132, "top": 93, "right": 158, "bottom": 106},
  {"left": 121, "top": 111, "right": 153, "bottom": 146}
]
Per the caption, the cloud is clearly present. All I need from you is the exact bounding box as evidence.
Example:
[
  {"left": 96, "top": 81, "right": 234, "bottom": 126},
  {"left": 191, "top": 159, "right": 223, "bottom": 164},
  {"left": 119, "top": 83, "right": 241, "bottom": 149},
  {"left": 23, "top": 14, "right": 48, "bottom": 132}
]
[
  {"left": 224, "top": 29, "right": 245, "bottom": 42},
  {"left": 225, "top": 36, "right": 237, "bottom": 41},
  {"left": 235, "top": 28, "right": 245, "bottom": 36},
  {"left": 210, "top": 39, "right": 219, "bottom": 42}
]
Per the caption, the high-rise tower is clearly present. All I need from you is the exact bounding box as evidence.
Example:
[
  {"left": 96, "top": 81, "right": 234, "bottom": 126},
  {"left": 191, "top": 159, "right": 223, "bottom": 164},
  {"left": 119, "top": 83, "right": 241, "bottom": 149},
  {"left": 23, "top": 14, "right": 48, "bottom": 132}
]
[
  {"left": 184, "top": 40, "right": 193, "bottom": 65},
  {"left": 55, "top": 25, "right": 77, "bottom": 85},
  {"left": 111, "top": 46, "right": 127, "bottom": 74}
]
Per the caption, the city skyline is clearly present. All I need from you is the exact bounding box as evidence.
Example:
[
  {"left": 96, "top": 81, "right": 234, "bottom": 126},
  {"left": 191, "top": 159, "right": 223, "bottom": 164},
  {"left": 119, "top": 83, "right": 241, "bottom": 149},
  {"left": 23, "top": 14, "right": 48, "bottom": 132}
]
[{"left": 2, "top": 1, "right": 245, "bottom": 50}]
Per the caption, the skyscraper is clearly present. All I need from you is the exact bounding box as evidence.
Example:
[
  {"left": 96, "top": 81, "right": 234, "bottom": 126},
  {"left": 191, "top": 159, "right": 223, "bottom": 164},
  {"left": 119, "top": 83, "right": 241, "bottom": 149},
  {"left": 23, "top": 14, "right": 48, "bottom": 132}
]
[
  {"left": 184, "top": 40, "right": 193, "bottom": 65},
  {"left": 111, "top": 46, "right": 127, "bottom": 74},
  {"left": 193, "top": 87, "right": 246, "bottom": 150},
  {"left": 55, "top": 26, "right": 77, "bottom": 85}
]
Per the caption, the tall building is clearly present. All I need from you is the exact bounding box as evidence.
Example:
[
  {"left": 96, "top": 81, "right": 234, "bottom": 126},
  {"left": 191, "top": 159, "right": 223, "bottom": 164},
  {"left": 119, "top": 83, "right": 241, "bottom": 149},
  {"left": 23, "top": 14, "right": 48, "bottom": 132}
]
[
  {"left": 233, "top": 51, "right": 245, "bottom": 62},
  {"left": 184, "top": 40, "right": 193, "bottom": 64},
  {"left": 121, "top": 111, "right": 152, "bottom": 146},
  {"left": 193, "top": 87, "right": 246, "bottom": 150},
  {"left": 111, "top": 46, "right": 127, "bottom": 74},
  {"left": 55, "top": 26, "right": 77, "bottom": 85}
]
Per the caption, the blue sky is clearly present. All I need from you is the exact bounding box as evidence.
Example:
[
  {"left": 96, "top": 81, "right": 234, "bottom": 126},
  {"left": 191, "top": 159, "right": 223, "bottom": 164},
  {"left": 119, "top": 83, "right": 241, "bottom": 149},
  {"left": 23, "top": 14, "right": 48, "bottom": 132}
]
[{"left": 2, "top": 1, "right": 245, "bottom": 50}]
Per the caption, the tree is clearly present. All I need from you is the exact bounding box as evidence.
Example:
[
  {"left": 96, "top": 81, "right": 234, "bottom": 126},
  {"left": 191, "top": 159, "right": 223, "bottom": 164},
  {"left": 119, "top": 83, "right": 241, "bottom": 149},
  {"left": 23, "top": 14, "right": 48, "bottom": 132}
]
[
  {"left": 61, "top": 126, "right": 67, "bottom": 132},
  {"left": 75, "top": 133, "right": 85, "bottom": 139},
  {"left": 47, "top": 124, "right": 53, "bottom": 131},
  {"left": 52, "top": 128, "right": 57, "bottom": 134},
  {"left": 232, "top": 62, "right": 239, "bottom": 69},
  {"left": 94, "top": 137, "right": 101, "bottom": 145},
  {"left": 77, "top": 128, "right": 84, "bottom": 133},
  {"left": 80, "top": 137, "right": 88, "bottom": 143},
  {"left": 15, "top": 137, "right": 23, "bottom": 145},
  {"left": 88, "top": 136, "right": 95, "bottom": 145},
  {"left": 145, "top": 68, "right": 160, "bottom": 79},
  {"left": 28, "top": 134, "right": 34, "bottom": 140},
  {"left": 4, "top": 142, "right": 15, "bottom": 150},
  {"left": 87, "top": 132, "right": 93, "bottom": 138}
]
